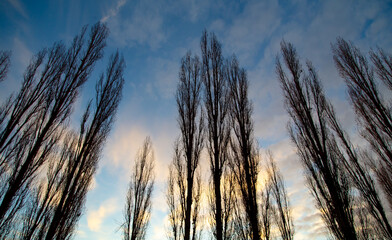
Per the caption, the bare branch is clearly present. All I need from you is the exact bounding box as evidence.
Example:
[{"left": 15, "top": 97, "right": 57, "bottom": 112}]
[
  {"left": 167, "top": 52, "right": 204, "bottom": 240},
  {"left": 201, "top": 31, "right": 231, "bottom": 240},
  {"left": 227, "top": 56, "right": 260, "bottom": 240},
  {"left": 277, "top": 40, "right": 357, "bottom": 239},
  {"left": 123, "top": 137, "right": 155, "bottom": 240},
  {"left": 0, "top": 51, "right": 11, "bottom": 82},
  {"left": 265, "top": 153, "right": 294, "bottom": 240}
]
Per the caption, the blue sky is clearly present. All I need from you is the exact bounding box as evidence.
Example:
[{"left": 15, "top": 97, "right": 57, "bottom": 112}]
[{"left": 1, "top": 0, "right": 392, "bottom": 239}]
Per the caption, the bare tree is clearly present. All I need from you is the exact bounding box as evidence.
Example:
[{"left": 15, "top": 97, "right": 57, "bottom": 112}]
[
  {"left": 325, "top": 101, "right": 392, "bottom": 238},
  {"left": 17, "top": 131, "right": 73, "bottom": 239},
  {"left": 277, "top": 41, "right": 357, "bottom": 239},
  {"left": 209, "top": 167, "right": 236, "bottom": 240},
  {"left": 200, "top": 31, "right": 231, "bottom": 240},
  {"left": 260, "top": 174, "right": 272, "bottom": 240},
  {"left": 333, "top": 39, "right": 392, "bottom": 208},
  {"left": 0, "top": 51, "right": 10, "bottom": 82},
  {"left": 265, "top": 153, "right": 294, "bottom": 240},
  {"left": 221, "top": 169, "right": 236, "bottom": 240},
  {"left": 167, "top": 140, "right": 203, "bottom": 240},
  {"left": 167, "top": 52, "right": 204, "bottom": 240},
  {"left": 231, "top": 181, "right": 251, "bottom": 240},
  {"left": 43, "top": 51, "right": 124, "bottom": 240},
  {"left": 123, "top": 137, "right": 155, "bottom": 240},
  {"left": 227, "top": 56, "right": 260, "bottom": 240},
  {"left": 3, "top": 49, "right": 123, "bottom": 239},
  {"left": 191, "top": 171, "right": 203, "bottom": 240},
  {"left": 167, "top": 161, "right": 182, "bottom": 240},
  {"left": 0, "top": 22, "right": 109, "bottom": 234}
]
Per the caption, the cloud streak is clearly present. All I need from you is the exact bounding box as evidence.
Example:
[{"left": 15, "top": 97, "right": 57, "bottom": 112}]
[
  {"left": 100, "top": 0, "right": 127, "bottom": 23},
  {"left": 6, "top": 0, "right": 28, "bottom": 19}
]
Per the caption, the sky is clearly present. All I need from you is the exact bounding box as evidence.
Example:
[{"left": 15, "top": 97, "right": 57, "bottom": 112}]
[{"left": 0, "top": 0, "right": 392, "bottom": 239}]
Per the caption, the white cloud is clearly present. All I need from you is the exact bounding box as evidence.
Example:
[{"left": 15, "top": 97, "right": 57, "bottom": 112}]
[
  {"left": 150, "top": 224, "right": 168, "bottom": 240},
  {"left": 100, "top": 0, "right": 127, "bottom": 23},
  {"left": 87, "top": 198, "right": 118, "bottom": 232}
]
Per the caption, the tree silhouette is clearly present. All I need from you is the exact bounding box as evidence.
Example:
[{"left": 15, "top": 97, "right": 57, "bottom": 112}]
[
  {"left": 221, "top": 169, "right": 236, "bottom": 240},
  {"left": 328, "top": 102, "right": 392, "bottom": 238},
  {"left": 265, "top": 153, "right": 294, "bottom": 240},
  {"left": 1, "top": 49, "right": 123, "bottom": 239},
  {"left": 201, "top": 31, "right": 231, "bottom": 240},
  {"left": 0, "top": 22, "right": 109, "bottom": 236},
  {"left": 43, "top": 51, "right": 124, "bottom": 240},
  {"left": 277, "top": 41, "right": 357, "bottom": 239},
  {"left": 123, "top": 137, "right": 155, "bottom": 240},
  {"left": 208, "top": 166, "right": 236, "bottom": 240},
  {"left": 167, "top": 159, "right": 181, "bottom": 240},
  {"left": 260, "top": 172, "right": 272, "bottom": 240},
  {"left": 17, "top": 135, "right": 72, "bottom": 239},
  {"left": 333, "top": 38, "right": 392, "bottom": 208},
  {"left": 167, "top": 52, "right": 204, "bottom": 240},
  {"left": 227, "top": 56, "right": 260, "bottom": 240}
]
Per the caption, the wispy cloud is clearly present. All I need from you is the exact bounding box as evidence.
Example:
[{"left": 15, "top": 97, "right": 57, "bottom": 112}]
[
  {"left": 100, "top": 0, "right": 127, "bottom": 23},
  {"left": 147, "top": 57, "right": 180, "bottom": 99},
  {"left": 12, "top": 37, "right": 31, "bottom": 69},
  {"left": 0, "top": 37, "right": 32, "bottom": 98},
  {"left": 6, "top": 0, "right": 28, "bottom": 19},
  {"left": 179, "top": 0, "right": 210, "bottom": 22},
  {"left": 106, "top": 0, "right": 167, "bottom": 49},
  {"left": 223, "top": 0, "right": 281, "bottom": 65}
]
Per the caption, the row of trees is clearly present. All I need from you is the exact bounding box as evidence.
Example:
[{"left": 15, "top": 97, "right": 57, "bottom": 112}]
[
  {"left": 1, "top": 23, "right": 391, "bottom": 240},
  {"left": 120, "top": 32, "right": 294, "bottom": 240},
  {"left": 0, "top": 23, "right": 124, "bottom": 239},
  {"left": 277, "top": 39, "right": 392, "bottom": 239},
  {"left": 164, "top": 32, "right": 294, "bottom": 240},
  {"left": 122, "top": 34, "right": 392, "bottom": 240}
]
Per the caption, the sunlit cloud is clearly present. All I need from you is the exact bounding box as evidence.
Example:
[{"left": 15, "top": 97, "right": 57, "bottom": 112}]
[
  {"left": 89, "top": 177, "right": 98, "bottom": 191},
  {"left": 75, "top": 230, "right": 87, "bottom": 238},
  {"left": 150, "top": 224, "right": 168, "bottom": 240},
  {"left": 105, "top": 124, "right": 147, "bottom": 170},
  {"left": 104, "top": 117, "right": 178, "bottom": 183},
  {"left": 87, "top": 198, "right": 118, "bottom": 232}
]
